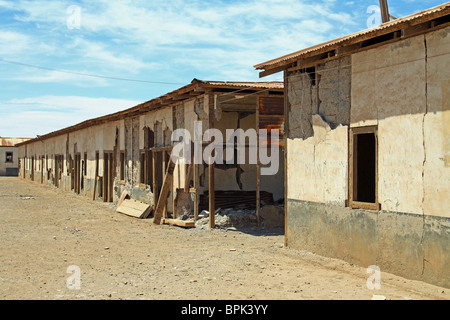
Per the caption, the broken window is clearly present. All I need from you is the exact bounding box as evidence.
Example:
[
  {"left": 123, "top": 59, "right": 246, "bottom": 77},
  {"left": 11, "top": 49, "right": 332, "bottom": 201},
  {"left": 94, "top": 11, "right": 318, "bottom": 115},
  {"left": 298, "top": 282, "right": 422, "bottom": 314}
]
[
  {"left": 5, "top": 152, "right": 13, "bottom": 163},
  {"left": 349, "top": 126, "right": 379, "bottom": 210}
]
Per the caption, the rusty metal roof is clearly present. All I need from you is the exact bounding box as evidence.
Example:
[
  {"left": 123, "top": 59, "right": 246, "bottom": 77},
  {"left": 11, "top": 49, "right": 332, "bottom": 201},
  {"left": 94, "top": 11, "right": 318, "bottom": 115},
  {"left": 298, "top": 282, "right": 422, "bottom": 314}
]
[
  {"left": 16, "top": 79, "right": 284, "bottom": 147},
  {"left": 198, "top": 79, "right": 284, "bottom": 89},
  {"left": 255, "top": 2, "right": 450, "bottom": 71}
]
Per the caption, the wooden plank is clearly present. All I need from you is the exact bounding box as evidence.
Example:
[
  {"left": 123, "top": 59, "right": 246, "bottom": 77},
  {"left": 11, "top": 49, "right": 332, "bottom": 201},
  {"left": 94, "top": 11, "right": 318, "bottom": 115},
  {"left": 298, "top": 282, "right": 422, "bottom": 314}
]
[
  {"left": 161, "top": 218, "right": 195, "bottom": 228},
  {"left": 117, "top": 190, "right": 130, "bottom": 207},
  {"left": 153, "top": 158, "right": 176, "bottom": 225},
  {"left": 117, "top": 199, "right": 152, "bottom": 219}
]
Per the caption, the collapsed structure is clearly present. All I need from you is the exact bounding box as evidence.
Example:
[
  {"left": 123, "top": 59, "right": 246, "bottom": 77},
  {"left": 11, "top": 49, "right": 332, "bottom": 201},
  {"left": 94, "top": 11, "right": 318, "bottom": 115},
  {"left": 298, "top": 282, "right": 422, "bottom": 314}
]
[
  {"left": 16, "top": 79, "right": 285, "bottom": 225},
  {"left": 255, "top": 3, "right": 450, "bottom": 288}
]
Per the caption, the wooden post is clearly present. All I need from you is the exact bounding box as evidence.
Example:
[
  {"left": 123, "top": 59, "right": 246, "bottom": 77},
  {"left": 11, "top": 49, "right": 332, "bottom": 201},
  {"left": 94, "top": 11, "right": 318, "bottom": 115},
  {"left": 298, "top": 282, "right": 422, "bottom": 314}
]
[
  {"left": 152, "top": 150, "right": 158, "bottom": 211},
  {"left": 153, "top": 158, "right": 176, "bottom": 225},
  {"left": 379, "top": 0, "right": 390, "bottom": 23},
  {"left": 283, "top": 70, "right": 289, "bottom": 247},
  {"left": 193, "top": 162, "right": 199, "bottom": 221},
  {"left": 256, "top": 97, "right": 261, "bottom": 226},
  {"left": 208, "top": 93, "right": 215, "bottom": 229}
]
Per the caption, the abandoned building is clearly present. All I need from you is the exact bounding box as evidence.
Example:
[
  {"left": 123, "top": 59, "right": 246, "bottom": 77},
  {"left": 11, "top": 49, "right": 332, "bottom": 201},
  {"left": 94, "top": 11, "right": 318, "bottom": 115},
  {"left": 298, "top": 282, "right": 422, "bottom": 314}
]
[
  {"left": 16, "top": 79, "right": 285, "bottom": 227},
  {"left": 0, "top": 137, "right": 29, "bottom": 176},
  {"left": 254, "top": 2, "right": 450, "bottom": 288}
]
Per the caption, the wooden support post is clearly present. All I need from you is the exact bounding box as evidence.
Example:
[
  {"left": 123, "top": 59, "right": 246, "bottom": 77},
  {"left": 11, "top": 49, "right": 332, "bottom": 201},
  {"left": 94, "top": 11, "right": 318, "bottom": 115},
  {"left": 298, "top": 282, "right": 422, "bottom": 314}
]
[
  {"left": 153, "top": 158, "right": 176, "bottom": 225},
  {"left": 162, "top": 152, "right": 168, "bottom": 218},
  {"left": 191, "top": 141, "right": 199, "bottom": 221},
  {"left": 208, "top": 93, "right": 215, "bottom": 229},
  {"left": 283, "top": 70, "right": 289, "bottom": 247},
  {"left": 208, "top": 160, "right": 215, "bottom": 228},
  {"left": 256, "top": 97, "right": 261, "bottom": 226},
  {"left": 152, "top": 150, "right": 158, "bottom": 211}
]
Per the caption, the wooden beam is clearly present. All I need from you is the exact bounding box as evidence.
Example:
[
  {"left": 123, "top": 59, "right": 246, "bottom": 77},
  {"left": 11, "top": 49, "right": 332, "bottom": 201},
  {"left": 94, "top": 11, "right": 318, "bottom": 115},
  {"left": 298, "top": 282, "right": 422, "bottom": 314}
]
[
  {"left": 152, "top": 150, "right": 158, "bottom": 212},
  {"left": 153, "top": 158, "right": 176, "bottom": 225},
  {"left": 259, "top": 64, "right": 290, "bottom": 78},
  {"left": 161, "top": 218, "right": 195, "bottom": 228},
  {"left": 283, "top": 70, "right": 289, "bottom": 247},
  {"left": 256, "top": 97, "right": 261, "bottom": 226},
  {"left": 379, "top": 0, "right": 390, "bottom": 23},
  {"left": 208, "top": 93, "right": 215, "bottom": 229}
]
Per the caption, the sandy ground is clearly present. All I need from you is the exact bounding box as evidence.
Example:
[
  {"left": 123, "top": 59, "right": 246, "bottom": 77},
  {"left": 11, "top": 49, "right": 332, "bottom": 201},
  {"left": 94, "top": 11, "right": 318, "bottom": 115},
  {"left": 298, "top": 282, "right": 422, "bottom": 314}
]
[{"left": 0, "top": 176, "right": 448, "bottom": 301}]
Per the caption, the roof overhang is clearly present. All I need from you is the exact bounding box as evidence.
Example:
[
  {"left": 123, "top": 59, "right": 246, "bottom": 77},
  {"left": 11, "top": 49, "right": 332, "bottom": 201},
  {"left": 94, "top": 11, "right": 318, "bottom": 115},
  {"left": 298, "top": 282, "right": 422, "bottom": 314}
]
[
  {"left": 16, "top": 79, "right": 283, "bottom": 147},
  {"left": 254, "top": 2, "right": 450, "bottom": 77}
]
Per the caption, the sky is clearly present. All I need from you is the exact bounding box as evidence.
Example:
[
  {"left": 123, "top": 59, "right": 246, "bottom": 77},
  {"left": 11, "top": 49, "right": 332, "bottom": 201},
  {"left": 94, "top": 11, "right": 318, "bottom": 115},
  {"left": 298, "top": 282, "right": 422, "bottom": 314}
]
[{"left": 0, "top": 0, "right": 445, "bottom": 138}]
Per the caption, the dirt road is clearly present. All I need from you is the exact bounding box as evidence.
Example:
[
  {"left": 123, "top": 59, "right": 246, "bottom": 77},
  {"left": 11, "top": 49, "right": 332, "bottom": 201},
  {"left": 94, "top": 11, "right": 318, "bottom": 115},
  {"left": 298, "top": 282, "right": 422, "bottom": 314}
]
[{"left": 0, "top": 177, "right": 448, "bottom": 300}]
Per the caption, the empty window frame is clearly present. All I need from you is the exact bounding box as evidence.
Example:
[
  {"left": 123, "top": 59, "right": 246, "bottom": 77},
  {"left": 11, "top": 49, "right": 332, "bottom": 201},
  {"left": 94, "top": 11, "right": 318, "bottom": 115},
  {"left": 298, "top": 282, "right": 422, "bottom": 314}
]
[
  {"left": 5, "top": 152, "right": 13, "bottom": 163},
  {"left": 349, "top": 125, "right": 380, "bottom": 210}
]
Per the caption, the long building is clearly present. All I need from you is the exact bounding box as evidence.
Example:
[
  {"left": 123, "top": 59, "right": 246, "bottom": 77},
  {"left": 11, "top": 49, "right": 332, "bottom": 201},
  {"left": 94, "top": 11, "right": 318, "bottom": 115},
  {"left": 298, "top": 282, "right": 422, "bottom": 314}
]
[{"left": 16, "top": 79, "right": 285, "bottom": 223}]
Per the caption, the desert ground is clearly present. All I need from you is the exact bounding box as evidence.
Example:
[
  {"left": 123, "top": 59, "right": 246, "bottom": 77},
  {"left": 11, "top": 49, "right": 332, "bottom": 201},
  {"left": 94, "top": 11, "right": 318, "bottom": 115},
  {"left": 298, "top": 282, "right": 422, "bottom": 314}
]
[{"left": 0, "top": 176, "right": 448, "bottom": 301}]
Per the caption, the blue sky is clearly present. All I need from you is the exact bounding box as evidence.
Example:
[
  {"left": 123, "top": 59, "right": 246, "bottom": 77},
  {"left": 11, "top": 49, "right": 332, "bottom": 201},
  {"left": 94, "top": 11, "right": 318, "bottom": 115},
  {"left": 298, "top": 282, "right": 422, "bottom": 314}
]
[{"left": 0, "top": 0, "right": 445, "bottom": 138}]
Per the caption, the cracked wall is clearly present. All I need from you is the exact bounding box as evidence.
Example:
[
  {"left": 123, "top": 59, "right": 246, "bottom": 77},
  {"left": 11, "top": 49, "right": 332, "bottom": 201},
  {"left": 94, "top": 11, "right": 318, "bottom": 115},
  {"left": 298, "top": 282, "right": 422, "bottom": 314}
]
[
  {"left": 286, "top": 26, "right": 450, "bottom": 288},
  {"left": 352, "top": 26, "right": 450, "bottom": 218}
]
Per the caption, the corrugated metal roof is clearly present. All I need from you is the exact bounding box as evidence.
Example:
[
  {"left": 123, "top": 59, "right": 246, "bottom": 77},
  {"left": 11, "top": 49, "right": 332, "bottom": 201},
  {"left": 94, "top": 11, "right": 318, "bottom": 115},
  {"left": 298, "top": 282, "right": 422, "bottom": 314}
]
[
  {"left": 16, "top": 79, "right": 284, "bottom": 147},
  {"left": 255, "top": 2, "right": 450, "bottom": 71},
  {"left": 199, "top": 80, "right": 284, "bottom": 89}
]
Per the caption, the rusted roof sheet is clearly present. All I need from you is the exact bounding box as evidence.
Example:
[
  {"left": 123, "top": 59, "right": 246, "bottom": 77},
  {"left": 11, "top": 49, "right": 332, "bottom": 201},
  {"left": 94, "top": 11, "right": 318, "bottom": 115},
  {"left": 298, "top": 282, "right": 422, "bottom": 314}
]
[
  {"left": 198, "top": 79, "right": 284, "bottom": 89},
  {"left": 0, "top": 137, "right": 30, "bottom": 146},
  {"left": 254, "top": 2, "right": 450, "bottom": 71}
]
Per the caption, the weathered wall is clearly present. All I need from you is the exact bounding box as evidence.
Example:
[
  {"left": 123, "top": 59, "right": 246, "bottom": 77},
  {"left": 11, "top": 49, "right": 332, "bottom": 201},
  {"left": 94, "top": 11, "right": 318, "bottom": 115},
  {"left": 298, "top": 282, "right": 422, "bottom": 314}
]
[
  {"left": 287, "top": 56, "right": 351, "bottom": 204},
  {"left": 0, "top": 147, "right": 19, "bottom": 176},
  {"left": 286, "top": 199, "right": 450, "bottom": 288},
  {"left": 285, "top": 27, "right": 450, "bottom": 288},
  {"left": 352, "top": 27, "right": 450, "bottom": 218}
]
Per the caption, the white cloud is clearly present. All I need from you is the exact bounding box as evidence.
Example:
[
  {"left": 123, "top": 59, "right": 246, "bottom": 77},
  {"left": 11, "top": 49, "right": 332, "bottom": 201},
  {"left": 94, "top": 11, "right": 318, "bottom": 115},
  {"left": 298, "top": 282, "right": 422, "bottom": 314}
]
[
  {"left": 0, "top": 30, "right": 32, "bottom": 55},
  {"left": 0, "top": 95, "right": 143, "bottom": 137}
]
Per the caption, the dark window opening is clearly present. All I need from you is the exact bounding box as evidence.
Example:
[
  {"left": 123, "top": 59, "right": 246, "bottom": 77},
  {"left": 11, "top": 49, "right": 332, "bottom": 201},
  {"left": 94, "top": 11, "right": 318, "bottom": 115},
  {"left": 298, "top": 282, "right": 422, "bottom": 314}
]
[
  {"left": 140, "top": 152, "right": 146, "bottom": 184},
  {"left": 120, "top": 152, "right": 125, "bottom": 181},
  {"left": 355, "top": 133, "right": 376, "bottom": 203},
  {"left": 5, "top": 152, "right": 13, "bottom": 163}
]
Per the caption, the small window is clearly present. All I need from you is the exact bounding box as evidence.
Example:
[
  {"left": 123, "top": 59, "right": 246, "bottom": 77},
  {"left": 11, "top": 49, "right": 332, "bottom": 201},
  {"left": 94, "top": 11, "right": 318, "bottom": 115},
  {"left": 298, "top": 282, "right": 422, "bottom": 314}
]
[
  {"left": 349, "top": 126, "right": 379, "bottom": 210},
  {"left": 5, "top": 152, "right": 13, "bottom": 163}
]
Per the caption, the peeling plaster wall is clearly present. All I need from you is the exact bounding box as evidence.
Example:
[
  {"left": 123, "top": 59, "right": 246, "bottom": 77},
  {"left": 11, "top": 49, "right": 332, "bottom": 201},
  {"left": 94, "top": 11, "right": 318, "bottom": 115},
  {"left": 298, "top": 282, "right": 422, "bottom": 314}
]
[
  {"left": 287, "top": 56, "right": 351, "bottom": 203},
  {"left": 285, "top": 27, "right": 450, "bottom": 288},
  {"left": 287, "top": 115, "right": 348, "bottom": 205}
]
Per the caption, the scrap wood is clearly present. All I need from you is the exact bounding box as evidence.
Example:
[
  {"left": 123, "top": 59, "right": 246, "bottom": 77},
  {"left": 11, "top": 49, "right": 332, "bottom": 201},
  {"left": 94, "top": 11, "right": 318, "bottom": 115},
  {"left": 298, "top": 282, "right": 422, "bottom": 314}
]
[
  {"left": 153, "top": 158, "right": 176, "bottom": 225},
  {"left": 161, "top": 218, "right": 195, "bottom": 228},
  {"left": 117, "top": 198, "right": 152, "bottom": 219}
]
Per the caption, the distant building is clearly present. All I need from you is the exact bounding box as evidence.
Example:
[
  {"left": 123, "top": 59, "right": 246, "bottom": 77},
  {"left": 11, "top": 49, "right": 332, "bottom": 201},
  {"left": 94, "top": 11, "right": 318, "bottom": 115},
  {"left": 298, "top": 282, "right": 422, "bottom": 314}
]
[{"left": 0, "top": 137, "right": 30, "bottom": 176}]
